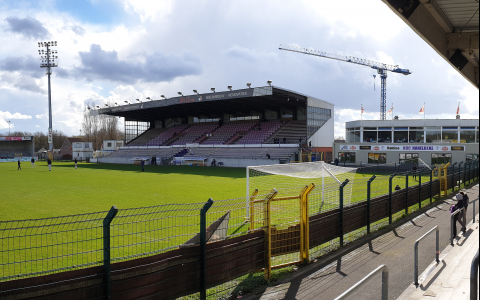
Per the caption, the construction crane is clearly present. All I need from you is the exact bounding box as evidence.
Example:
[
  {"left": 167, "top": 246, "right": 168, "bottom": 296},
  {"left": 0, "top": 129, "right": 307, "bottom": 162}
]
[{"left": 279, "top": 44, "right": 411, "bottom": 120}]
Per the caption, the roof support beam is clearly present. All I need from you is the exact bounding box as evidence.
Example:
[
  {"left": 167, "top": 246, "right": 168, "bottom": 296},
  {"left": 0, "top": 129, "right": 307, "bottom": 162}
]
[{"left": 382, "top": 0, "right": 479, "bottom": 88}]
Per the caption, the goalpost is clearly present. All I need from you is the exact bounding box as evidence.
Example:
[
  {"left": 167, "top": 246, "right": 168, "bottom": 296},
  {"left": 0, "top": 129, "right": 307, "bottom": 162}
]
[{"left": 246, "top": 161, "right": 358, "bottom": 218}]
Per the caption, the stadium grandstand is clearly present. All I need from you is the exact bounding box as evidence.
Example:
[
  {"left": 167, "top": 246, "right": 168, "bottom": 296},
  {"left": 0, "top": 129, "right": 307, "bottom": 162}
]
[{"left": 93, "top": 85, "right": 334, "bottom": 167}]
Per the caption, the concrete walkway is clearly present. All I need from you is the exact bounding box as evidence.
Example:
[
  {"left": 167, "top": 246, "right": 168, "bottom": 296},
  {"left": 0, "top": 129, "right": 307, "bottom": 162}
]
[{"left": 244, "top": 184, "right": 479, "bottom": 300}]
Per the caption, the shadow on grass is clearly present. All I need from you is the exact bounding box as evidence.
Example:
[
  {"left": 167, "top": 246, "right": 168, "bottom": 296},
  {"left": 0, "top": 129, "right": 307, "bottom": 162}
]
[{"left": 51, "top": 163, "right": 246, "bottom": 179}]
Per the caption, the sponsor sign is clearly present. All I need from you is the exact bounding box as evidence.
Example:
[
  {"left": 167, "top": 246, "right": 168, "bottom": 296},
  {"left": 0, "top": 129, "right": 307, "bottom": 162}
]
[
  {"left": 339, "top": 145, "right": 359, "bottom": 151},
  {"left": 339, "top": 144, "right": 461, "bottom": 152},
  {"left": 0, "top": 136, "right": 33, "bottom": 141}
]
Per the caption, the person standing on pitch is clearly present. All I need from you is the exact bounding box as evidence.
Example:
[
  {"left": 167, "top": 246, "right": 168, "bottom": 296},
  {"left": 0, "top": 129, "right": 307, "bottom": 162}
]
[
  {"left": 141, "top": 159, "right": 145, "bottom": 172},
  {"left": 74, "top": 158, "right": 78, "bottom": 169},
  {"left": 17, "top": 159, "right": 21, "bottom": 170},
  {"left": 412, "top": 163, "right": 418, "bottom": 181},
  {"left": 47, "top": 158, "right": 52, "bottom": 171},
  {"left": 31, "top": 157, "right": 36, "bottom": 168}
]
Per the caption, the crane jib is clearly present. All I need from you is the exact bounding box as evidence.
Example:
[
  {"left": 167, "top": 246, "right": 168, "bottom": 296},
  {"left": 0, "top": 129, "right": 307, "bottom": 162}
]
[{"left": 279, "top": 44, "right": 411, "bottom": 120}]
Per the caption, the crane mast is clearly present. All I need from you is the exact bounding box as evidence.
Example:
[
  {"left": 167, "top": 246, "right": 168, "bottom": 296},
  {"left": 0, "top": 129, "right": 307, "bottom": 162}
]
[{"left": 279, "top": 44, "right": 411, "bottom": 120}]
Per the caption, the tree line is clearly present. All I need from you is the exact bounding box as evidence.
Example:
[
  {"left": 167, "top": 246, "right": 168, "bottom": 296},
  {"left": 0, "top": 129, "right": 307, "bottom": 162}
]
[{"left": 1, "top": 105, "right": 123, "bottom": 151}]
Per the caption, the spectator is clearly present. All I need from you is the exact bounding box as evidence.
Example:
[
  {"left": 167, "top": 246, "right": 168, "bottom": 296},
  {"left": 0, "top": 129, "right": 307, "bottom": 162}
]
[
  {"left": 266, "top": 153, "right": 271, "bottom": 159},
  {"left": 451, "top": 193, "right": 466, "bottom": 234},
  {"left": 31, "top": 157, "right": 36, "bottom": 168},
  {"left": 334, "top": 158, "right": 339, "bottom": 166},
  {"left": 283, "top": 137, "right": 287, "bottom": 144},
  {"left": 141, "top": 159, "right": 145, "bottom": 172},
  {"left": 412, "top": 163, "right": 418, "bottom": 181},
  {"left": 309, "top": 141, "right": 312, "bottom": 148},
  {"left": 48, "top": 158, "right": 52, "bottom": 171},
  {"left": 17, "top": 159, "right": 21, "bottom": 171},
  {"left": 74, "top": 158, "right": 78, "bottom": 169},
  {"left": 395, "top": 185, "right": 401, "bottom": 191}
]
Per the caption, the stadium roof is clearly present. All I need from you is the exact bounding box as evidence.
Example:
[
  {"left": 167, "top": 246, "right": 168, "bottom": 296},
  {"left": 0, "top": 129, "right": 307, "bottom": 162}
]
[
  {"left": 94, "top": 86, "right": 333, "bottom": 122},
  {"left": 382, "top": 0, "right": 479, "bottom": 88}
]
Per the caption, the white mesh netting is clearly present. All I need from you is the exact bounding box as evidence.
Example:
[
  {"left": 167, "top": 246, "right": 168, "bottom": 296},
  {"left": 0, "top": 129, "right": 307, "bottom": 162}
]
[{"left": 247, "top": 161, "right": 358, "bottom": 210}]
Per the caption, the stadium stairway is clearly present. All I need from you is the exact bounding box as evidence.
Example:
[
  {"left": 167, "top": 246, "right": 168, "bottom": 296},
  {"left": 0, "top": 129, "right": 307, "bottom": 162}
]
[{"left": 243, "top": 184, "right": 479, "bottom": 300}]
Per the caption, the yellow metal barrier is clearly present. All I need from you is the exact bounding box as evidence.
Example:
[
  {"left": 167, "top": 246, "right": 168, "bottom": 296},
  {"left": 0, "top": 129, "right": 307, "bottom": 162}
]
[{"left": 263, "top": 183, "right": 315, "bottom": 280}]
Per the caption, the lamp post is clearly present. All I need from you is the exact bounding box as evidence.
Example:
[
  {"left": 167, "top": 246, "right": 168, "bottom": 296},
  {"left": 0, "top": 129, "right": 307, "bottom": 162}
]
[
  {"left": 38, "top": 41, "right": 58, "bottom": 152},
  {"left": 6, "top": 120, "right": 11, "bottom": 135}
]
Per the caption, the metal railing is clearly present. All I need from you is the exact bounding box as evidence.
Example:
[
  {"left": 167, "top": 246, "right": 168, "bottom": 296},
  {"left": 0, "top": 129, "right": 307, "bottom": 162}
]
[
  {"left": 471, "top": 249, "right": 479, "bottom": 300},
  {"left": 414, "top": 226, "right": 439, "bottom": 286},
  {"left": 451, "top": 207, "right": 466, "bottom": 245},
  {"left": 334, "top": 265, "right": 389, "bottom": 300},
  {"left": 472, "top": 199, "right": 478, "bottom": 223}
]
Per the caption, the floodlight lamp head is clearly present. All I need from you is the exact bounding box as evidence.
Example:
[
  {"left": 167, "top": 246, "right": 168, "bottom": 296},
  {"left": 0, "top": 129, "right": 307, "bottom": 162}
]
[
  {"left": 178, "top": 92, "right": 183, "bottom": 96},
  {"left": 146, "top": 97, "right": 151, "bottom": 101},
  {"left": 161, "top": 95, "right": 167, "bottom": 99},
  {"left": 193, "top": 89, "right": 198, "bottom": 94},
  {"left": 87, "top": 106, "right": 91, "bottom": 110},
  {"left": 246, "top": 83, "right": 251, "bottom": 88},
  {"left": 228, "top": 85, "right": 232, "bottom": 91},
  {"left": 211, "top": 87, "right": 215, "bottom": 93},
  {"left": 136, "top": 99, "right": 141, "bottom": 102},
  {"left": 124, "top": 100, "right": 129, "bottom": 104},
  {"left": 267, "top": 80, "right": 272, "bottom": 86}
]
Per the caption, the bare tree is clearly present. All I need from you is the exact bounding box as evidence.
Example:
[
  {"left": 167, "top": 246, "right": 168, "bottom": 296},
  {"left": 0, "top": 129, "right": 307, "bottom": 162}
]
[{"left": 82, "top": 103, "right": 122, "bottom": 150}]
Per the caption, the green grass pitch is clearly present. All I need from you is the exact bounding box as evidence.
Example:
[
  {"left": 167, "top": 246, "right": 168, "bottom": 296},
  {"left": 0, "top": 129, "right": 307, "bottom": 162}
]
[{"left": 0, "top": 161, "right": 247, "bottom": 221}]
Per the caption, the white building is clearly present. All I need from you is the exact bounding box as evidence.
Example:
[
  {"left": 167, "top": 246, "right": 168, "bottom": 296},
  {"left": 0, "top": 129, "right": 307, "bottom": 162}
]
[
  {"left": 333, "top": 118, "right": 479, "bottom": 165},
  {"left": 103, "top": 140, "right": 124, "bottom": 151},
  {"left": 72, "top": 141, "right": 94, "bottom": 160}
]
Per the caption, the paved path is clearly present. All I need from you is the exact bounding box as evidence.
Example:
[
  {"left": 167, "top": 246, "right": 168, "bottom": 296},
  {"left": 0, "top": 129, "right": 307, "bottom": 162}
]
[{"left": 245, "top": 184, "right": 479, "bottom": 300}]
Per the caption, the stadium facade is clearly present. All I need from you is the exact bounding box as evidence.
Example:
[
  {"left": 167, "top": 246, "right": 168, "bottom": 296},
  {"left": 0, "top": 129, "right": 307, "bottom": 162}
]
[
  {"left": 0, "top": 136, "right": 35, "bottom": 160},
  {"left": 94, "top": 86, "right": 334, "bottom": 167},
  {"left": 334, "top": 118, "right": 479, "bottom": 166}
]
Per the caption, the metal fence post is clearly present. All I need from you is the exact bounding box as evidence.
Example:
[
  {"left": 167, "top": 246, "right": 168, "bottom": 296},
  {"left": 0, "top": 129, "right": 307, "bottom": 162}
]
[
  {"left": 103, "top": 206, "right": 118, "bottom": 300},
  {"left": 339, "top": 179, "right": 350, "bottom": 248},
  {"left": 471, "top": 250, "right": 479, "bottom": 300},
  {"left": 405, "top": 172, "right": 410, "bottom": 215},
  {"left": 459, "top": 162, "right": 464, "bottom": 188},
  {"left": 367, "top": 175, "right": 376, "bottom": 234},
  {"left": 418, "top": 169, "right": 423, "bottom": 209},
  {"left": 264, "top": 189, "right": 278, "bottom": 281},
  {"left": 430, "top": 170, "right": 433, "bottom": 204},
  {"left": 463, "top": 161, "right": 467, "bottom": 188},
  {"left": 452, "top": 162, "right": 457, "bottom": 194},
  {"left": 200, "top": 198, "right": 214, "bottom": 300},
  {"left": 389, "top": 174, "right": 395, "bottom": 224}
]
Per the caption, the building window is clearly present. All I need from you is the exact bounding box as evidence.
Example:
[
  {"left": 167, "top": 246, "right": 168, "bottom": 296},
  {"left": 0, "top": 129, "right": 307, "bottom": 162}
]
[
  {"left": 399, "top": 153, "right": 419, "bottom": 164},
  {"left": 425, "top": 129, "right": 441, "bottom": 143},
  {"left": 378, "top": 129, "right": 391, "bottom": 143},
  {"left": 107, "top": 142, "right": 112, "bottom": 147},
  {"left": 84, "top": 143, "right": 89, "bottom": 149},
  {"left": 347, "top": 131, "right": 360, "bottom": 143},
  {"left": 441, "top": 130, "right": 458, "bottom": 143},
  {"left": 368, "top": 153, "right": 387, "bottom": 164},
  {"left": 409, "top": 131, "right": 424, "bottom": 143},
  {"left": 363, "top": 131, "right": 377, "bottom": 143},
  {"left": 431, "top": 153, "right": 452, "bottom": 165},
  {"left": 467, "top": 154, "right": 479, "bottom": 161},
  {"left": 339, "top": 152, "right": 356, "bottom": 163},
  {"left": 394, "top": 131, "right": 408, "bottom": 143},
  {"left": 459, "top": 129, "right": 476, "bottom": 143}
]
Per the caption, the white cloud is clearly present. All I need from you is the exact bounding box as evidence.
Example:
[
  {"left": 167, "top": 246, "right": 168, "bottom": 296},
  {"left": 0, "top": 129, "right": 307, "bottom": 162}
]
[
  {"left": 35, "top": 113, "right": 48, "bottom": 119},
  {"left": 0, "top": 111, "right": 32, "bottom": 120}
]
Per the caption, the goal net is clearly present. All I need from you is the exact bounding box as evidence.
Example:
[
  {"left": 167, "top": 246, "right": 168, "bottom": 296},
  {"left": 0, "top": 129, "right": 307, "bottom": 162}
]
[{"left": 247, "top": 161, "right": 358, "bottom": 215}]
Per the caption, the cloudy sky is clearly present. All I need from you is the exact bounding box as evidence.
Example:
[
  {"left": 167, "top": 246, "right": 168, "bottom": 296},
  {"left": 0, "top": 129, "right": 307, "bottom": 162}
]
[{"left": 0, "top": 0, "right": 478, "bottom": 138}]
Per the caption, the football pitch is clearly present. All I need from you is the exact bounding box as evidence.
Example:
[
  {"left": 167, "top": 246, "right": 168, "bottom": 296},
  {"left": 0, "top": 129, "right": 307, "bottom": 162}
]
[{"left": 0, "top": 161, "right": 430, "bottom": 221}]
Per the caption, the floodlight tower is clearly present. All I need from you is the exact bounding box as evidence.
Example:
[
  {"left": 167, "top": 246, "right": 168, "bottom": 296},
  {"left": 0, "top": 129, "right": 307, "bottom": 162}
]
[{"left": 38, "top": 41, "right": 58, "bottom": 151}]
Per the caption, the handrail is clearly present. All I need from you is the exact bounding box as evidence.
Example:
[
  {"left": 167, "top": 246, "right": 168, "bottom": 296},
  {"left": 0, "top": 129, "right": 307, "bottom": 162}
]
[
  {"left": 414, "top": 226, "right": 439, "bottom": 286},
  {"left": 471, "top": 249, "right": 479, "bottom": 300},
  {"left": 334, "top": 265, "right": 389, "bottom": 300},
  {"left": 471, "top": 199, "right": 478, "bottom": 223},
  {"left": 451, "top": 207, "right": 466, "bottom": 245}
]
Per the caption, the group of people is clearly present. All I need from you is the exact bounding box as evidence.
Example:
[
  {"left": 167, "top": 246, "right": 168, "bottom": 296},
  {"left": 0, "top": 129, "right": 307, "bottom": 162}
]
[
  {"left": 150, "top": 155, "right": 158, "bottom": 165},
  {"left": 17, "top": 157, "right": 77, "bottom": 171},
  {"left": 273, "top": 137, "right": 288, "bottom": 144}
]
